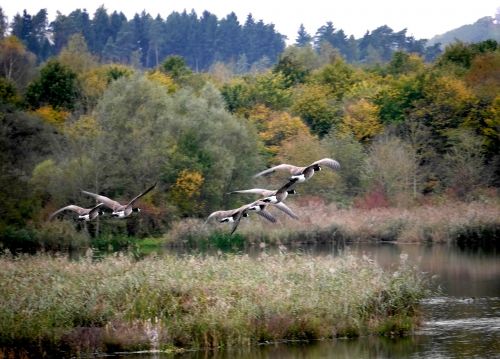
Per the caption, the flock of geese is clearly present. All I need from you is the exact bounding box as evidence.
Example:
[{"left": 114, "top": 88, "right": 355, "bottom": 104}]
[{"left": 49, "top": 158, "right": 341, "bottom": 234}]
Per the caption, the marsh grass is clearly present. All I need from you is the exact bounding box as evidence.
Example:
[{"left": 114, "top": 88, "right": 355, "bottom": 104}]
[
  {"left": 0, "top": 253, "right": 428, "bottom": 356},
  {"left": 178, "top": 200, "right": 499, "bottom": 247}
]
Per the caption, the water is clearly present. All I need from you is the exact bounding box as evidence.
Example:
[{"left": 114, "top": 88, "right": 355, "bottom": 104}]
[{"left": 118, "top": 241, "right": 500, "bottom": 359}]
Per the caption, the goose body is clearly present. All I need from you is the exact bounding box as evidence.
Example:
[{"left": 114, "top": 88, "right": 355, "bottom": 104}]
[
  {"left": 81, "top": 183, "right": 156, "bottom": 218},
  {"left": 231, "top": 179, "right": 297, "bottom": 204},
  {"left": 254, "top": 158, "right": 340, "bottom": 182},
  {"left": 205, "top": 200, "right": 276, "bottom": 234},
  {"left": 228, "top": 180, "right": 299, "bottom": 219},
  {"left": 49, "top": 203, "right": 104, "bottom": 221}
]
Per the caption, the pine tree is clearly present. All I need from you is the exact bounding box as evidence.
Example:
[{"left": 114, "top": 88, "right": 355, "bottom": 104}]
[{"left": 296, "top": 24, "right": 312, "bottom": 47}]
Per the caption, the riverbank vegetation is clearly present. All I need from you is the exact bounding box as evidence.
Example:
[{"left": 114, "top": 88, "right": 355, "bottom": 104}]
[
  {"left": 163, "top": 199, "right": 500, "bottom": 251},
  {"left": 0, "top": 253, "right": 429, "bottom": 356}
]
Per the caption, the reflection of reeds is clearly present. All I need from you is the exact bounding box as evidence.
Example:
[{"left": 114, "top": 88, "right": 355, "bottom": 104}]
[
  {"left": 0, "top": 253, "right": 427, "bottom": 356},
  {"left": 182, "top": 200, "right": 499, "bottom": 246}
]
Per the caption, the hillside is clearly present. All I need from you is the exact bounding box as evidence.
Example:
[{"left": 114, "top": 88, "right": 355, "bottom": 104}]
[{"left": 428, "top": 15, "right": 500, "bottom": 47}]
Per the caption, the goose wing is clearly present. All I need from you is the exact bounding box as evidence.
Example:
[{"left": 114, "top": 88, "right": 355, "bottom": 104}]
[
  {"left": 126, "top": 182, "right": 157, "bottom": 207},
  {"left": 49, "top": 205, "right": 88, "bottom": 220},
  {"left": 253, "top": 164, "right": 301, "bottom": 178},
  {"left": 311, "top": 158, "right": 341, "bottom": 170},
  {"left": 229, "top": 209, "right": 249, "bottom": 234},
  {"left": 228, "top": 188, "right": 274, "bottom": 196},
  {"left": 205, "top": 209, "right": 236, "bottom": 223},
  {"left": 256, "top": 209, "right": 277, "bottom": 223},
  {"left": 81, "top": 190, "right": 122, "bottom": 211},
  {"left": 276, "top": 179, "right": 298, "bottom": 194},
  {"left": 88, "top": 203, "right": 104, "bottom": 216},
  {"left": 272, "top": 202, "right": 299, "bottom": 220}
]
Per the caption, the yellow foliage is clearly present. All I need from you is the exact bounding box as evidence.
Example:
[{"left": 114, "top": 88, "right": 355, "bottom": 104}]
[
  {"left": 340, "top": 99, "right": 383, "bottom": 142},
  {"left": 80, "top": 64, "right": 135, "bottom": 104},
  {"left": 424, "top": 75, "right": 475, "bottom": 107},
  {"left": 465, "top": 52, "right": 500, "bottom": 100},
  {"left": 292, "top": 83, "right": 333, "bottom": 119},
  {"left": 34, "top": 106, "right": 69, "bottom": 129},
  {"left": 169, "top": 170, "right": 205, "bottom": 213},
  {"left": 482, "top": 95, "right": 500, "bottom": 148},
  {"left": 64, "top": 115, "right": 101, "bottom": 140},
  {"left": 147, "top": 71, "right": 178, "bottom": 93},
  {"left": 248, "top": 105, "right": 313, "bottom": 157}
]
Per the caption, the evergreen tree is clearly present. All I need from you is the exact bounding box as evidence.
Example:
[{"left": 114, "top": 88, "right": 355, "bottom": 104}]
[
  {"left": 0, "top": 7, "right": 8, "bottom": 39},
  {"left": 215, "top": 12, "right": 242, "bottom": 62},
  {"left": 91, "top": 6, "right": 111, "bottom": 56},
  {"left": 295, "top": 24, "right": 312, "bottom": 47}
]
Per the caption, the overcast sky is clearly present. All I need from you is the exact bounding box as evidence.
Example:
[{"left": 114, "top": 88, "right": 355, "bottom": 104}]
[{"left": 2, "top": 0, "right": 499, "bottom": 42}]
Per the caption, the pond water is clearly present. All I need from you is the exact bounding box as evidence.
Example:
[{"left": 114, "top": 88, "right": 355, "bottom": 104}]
[{"left": 118, "top": 241, "right": 500, "bottom": 359}]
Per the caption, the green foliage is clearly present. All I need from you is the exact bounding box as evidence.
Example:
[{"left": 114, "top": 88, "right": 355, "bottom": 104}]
[
  {"left": 291, "top": 83, "right": 340, "bottom": 137},
  {"left": 161, "top": 55, "right": 192, "bottom": 80},
  {"left": 0, "top": 77, "right": 21, "bottom": 107},
  {"left": 25, "top": 59, "right": 79, "bottom": 110},
  {"left": 90, "top": 75, "right": 261, "bottom": 216},
  {"left": 437, "top": 40, "right": 498, "bottom": 72},
  {"left": 273, "top": 53, "right": 310, "bottom": 87},
  {"left": 321, "top": 132, "right": 367, "bottom": 200},
  {"left": 364, "top": 136, "right": 418, "bottom": 206}
]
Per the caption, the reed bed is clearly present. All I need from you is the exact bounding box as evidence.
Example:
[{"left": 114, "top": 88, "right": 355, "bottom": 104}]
[
  {"left": 0, "top": 252, "right": 427, "bottom": 356},
  {"left": 176, "top": 200, "right": 499, "bottom": 247}
]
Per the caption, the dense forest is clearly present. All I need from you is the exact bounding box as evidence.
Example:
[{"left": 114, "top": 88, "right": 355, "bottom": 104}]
[
  {"left": 0, "top": 6, "right": 443, "bottom": 71},
  {"left": 0, "top": 5, "right": 499, "bottom": 249}
]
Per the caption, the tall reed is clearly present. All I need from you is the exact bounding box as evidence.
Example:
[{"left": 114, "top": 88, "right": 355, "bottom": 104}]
[{"left": 0, "top": 252, "right": 428, "bottom": 355}]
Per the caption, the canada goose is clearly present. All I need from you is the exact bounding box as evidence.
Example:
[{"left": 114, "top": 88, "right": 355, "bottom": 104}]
[
  {"left": 254, "top": 158, "right": 340, "bottom": 183},
  {"left": 228, "top": 182, "right": 300, "bottom": 219},
  {"left": 81, "top": 182, "right": 157, "bottom": 218},
  {"left": 49, "top": 203, "right": 104, "bottom": 221},
  {"left": 205, "top": 200, "right": 276, "bottom": 234},
  {"left": 230, "top": 179, "right": 297, "bottom": 203}
]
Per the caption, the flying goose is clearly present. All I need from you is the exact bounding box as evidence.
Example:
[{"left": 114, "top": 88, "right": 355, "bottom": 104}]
[
  {"left": 81, "top": 182, "right": 157, "bottom": 218},
  {"left": 228, "top": 181, "right": 300, "bottom": 219},
  {"left": 254, "top": 158, "right": 340, "bottom": 183},
  {"left": 205, "top": 200, "right": 276, "bottom": 234},
  {"left": 49, "top": 203, "right": 104, "bottom": 221}
]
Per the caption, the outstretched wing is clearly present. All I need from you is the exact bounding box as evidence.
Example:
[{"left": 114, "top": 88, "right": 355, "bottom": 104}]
[
  {"left": 81, "top": 190, "right": 122, "bottom": 211},
  {"left": 253, "top": 164, "right": 300, "bottom": 178},
  {"left": 49, "top": 205, "right": 87, "bottom": 220},
  {"left": 88, "top": 203, "right": 104, "bottom": 216},
  {"left": 228, "top": 188, "right": 273, "bottom": 196},
  {"left": 205, "top": 209, "right": 234, "bottom": 224},
  {"left": 272, "top": 202, "right": 299, "bottom": 220},
  {"left": 230, "top": 211, "right": 245, "bottom": 235},
  {"left": 276, "top": 179, "right": 298, "bottom": 194},
  {"left": 127, "top": 182, "right": 157, "bottom": 206},
  {"left": 256, "top": 209, "right": 277, "bottom": 223},
  {"left": 311, "top": 158, "right": 341, "bottom": 170}
]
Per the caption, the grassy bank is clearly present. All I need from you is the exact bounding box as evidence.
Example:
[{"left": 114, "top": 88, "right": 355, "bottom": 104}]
[
  {"left": 168, "top": 200, "right": 500, "bottom": 248},
  {"left": 0, "top": 253, "right": 427, "bottom": 356}
]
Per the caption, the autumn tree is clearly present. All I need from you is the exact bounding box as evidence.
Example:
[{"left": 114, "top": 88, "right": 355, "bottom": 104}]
[
  {"left": 340, "top": 99, "right": 383, "bottom": 142},
  {"left": 291, "top": 83, "right": 340, "bottom": 137},
  {"left": 0, "top": 36, "right": 36, "bottom": 88},
  {"left": 442, "top": 129, "right": 492, "bottom": 199},
  {"left": 247, "top": 104, "right": 312, "bottom": 160},
  {"left": 364, "top": 136, "right": 418, "bottom": 206}
]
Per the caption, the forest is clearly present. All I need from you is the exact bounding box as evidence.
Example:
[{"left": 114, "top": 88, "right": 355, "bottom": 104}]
[{"left": 0, "top": 5, "right": 499, "bottom": 251}]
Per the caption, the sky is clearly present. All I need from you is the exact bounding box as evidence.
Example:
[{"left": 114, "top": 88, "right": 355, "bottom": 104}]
[{"left": 2, "top": 0, "right": 499, "bottom": 43}]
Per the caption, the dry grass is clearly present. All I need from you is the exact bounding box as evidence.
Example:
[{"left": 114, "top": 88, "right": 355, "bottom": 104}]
[
  {"left": 188, "top": 200, "right": 499, "bottom": 245},
  {"left": 0, "top": 252, "right": 427, "bottom": 356}
]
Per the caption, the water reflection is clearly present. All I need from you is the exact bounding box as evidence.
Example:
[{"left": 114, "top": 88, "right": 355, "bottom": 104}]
[{"left": 114, "top": 241, "right": 500, "bottom": 359}]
